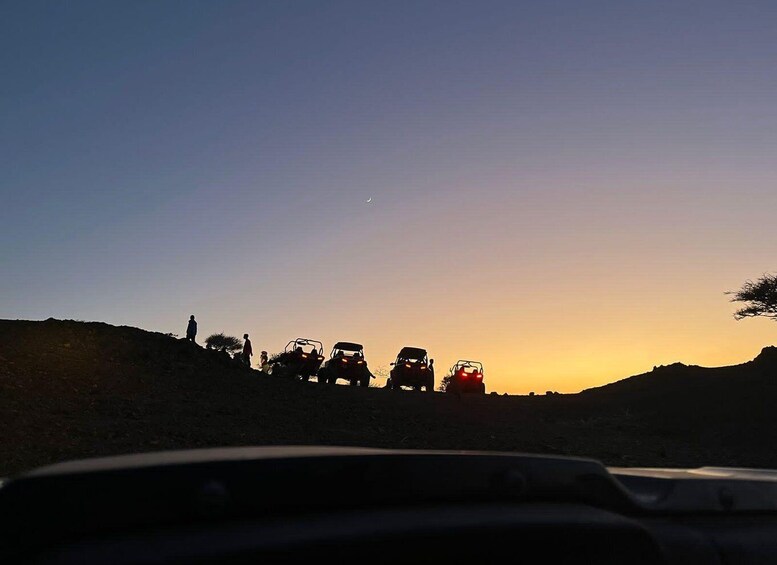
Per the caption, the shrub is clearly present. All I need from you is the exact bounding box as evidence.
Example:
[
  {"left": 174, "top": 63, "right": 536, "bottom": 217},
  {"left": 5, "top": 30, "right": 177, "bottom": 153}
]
[{"left": 205, "top": 333, "right": 242, "bottom": 354}]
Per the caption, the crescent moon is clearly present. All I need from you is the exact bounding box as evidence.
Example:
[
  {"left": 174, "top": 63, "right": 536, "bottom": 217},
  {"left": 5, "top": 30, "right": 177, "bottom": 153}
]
[{"left": 366, "top": 197, "right": 372, "bottom": 204}]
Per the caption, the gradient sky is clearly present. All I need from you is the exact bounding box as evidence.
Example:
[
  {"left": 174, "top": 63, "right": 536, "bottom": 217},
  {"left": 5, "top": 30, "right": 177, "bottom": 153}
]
[{"left": 2, "top": 1, "right": 776, "bottom": 394}]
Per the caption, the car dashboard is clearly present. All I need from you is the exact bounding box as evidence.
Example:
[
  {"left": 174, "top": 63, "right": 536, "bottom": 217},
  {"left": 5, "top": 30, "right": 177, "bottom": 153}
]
[{"left": 2, "top": 447, "right": 777, "bottom": 564}]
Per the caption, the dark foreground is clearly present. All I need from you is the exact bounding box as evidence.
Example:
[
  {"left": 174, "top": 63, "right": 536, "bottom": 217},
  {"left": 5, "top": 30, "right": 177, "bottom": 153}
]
[{"left": 1, "top": 319, "right": 776, "bottom": 476}]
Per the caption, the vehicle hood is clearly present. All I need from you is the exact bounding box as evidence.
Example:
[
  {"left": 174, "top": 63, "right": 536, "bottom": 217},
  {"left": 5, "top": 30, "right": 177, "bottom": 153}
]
[
  {"left": 4, "top": 447, "right": 777, "bottom": 514},
  {"left": 609, "top": 466, "right": 777, "bottom": 481}
]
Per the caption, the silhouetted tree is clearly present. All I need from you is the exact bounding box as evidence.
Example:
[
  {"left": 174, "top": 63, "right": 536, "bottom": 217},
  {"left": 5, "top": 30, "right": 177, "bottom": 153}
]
[
  {"left": 205, "top": 333, "right": 242, "bottom": 354},
  {"left": 729, "top": 274, "right": 777, "bottom": 322},
  {"left": 438, "top": 374, "right": 452, "bottom": 392}
]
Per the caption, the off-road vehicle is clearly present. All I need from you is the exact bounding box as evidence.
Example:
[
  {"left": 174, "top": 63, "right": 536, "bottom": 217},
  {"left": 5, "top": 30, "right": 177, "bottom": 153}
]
[
  {"left": 387, "top": 346, "right": 433, "bottom": 391},
  {"left": 317, "top": 342, "right": 372, "bottom": 386},
  {"left": 445, "top": 360, "right": 485, "bottom": 394},
  {"left": 268, "top": 338, "right": 325, "bottom": 381}
]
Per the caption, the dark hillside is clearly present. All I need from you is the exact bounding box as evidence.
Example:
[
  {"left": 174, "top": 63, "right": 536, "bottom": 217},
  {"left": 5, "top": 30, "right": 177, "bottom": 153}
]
[
  {"left": 2, "top": 319, "right": 777, "bottom": 476},
  {"left": 583, "top": 347, "right": 777, "bottom": 400},
  {"left": 579, "top": 347, "right": 777, "bottom": 466},
  {"left": 581, "top": 347, "right": 777, "bottom": 425}
]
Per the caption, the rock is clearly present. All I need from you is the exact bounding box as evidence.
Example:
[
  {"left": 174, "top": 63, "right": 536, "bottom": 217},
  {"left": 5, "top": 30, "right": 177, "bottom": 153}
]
[{"left": 754, "top": 346, "right": 777, "bottom": 366}]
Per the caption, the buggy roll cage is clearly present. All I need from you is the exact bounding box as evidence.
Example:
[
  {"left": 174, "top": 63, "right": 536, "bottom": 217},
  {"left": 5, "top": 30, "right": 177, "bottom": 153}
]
[
  {"left": 330, "top": 342, "right": 365, "bottom": 359},
  {"left": 284, "top": 338, "right": 324, "bottom": 355},
  {"left": 393, "top": 347, "right": 428, "bottom": 364},
  {"left": 450, "top": 360, "right": 484, "bottom": 375}
]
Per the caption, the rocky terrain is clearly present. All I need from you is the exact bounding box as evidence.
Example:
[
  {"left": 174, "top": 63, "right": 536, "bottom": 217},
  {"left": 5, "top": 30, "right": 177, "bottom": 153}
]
[{"left": 2, "top": 319, "right": 776, "bottom": 476}]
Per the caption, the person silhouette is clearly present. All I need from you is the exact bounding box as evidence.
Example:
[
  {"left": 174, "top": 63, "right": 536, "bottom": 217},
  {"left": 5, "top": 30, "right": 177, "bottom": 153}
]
[
  {"left": 186, "top": 315, "right": 197, "bottom": 343},
  {"left": 242, "top": 334, "right": 253, "bottom": 366},
  {"left": 259, "top": 350, "right": 269, "bottom": 370}
]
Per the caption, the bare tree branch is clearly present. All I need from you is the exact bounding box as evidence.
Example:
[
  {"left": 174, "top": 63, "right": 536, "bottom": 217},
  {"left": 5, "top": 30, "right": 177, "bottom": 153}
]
[{"left": 728, "top": 274, "right": 777, "bottom": 321}]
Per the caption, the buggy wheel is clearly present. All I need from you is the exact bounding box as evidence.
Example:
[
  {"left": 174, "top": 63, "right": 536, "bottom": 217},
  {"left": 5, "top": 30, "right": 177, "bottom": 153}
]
[
  {"left": 478, "top": 382, "right": 486, "bottom": 394},
  {"left": 426, "top": 378, "right": 434, "bottom": 392},
  {"left": 359, "top": 375, "right": 370, "bottom": 387},
  {"left": 350, "top": 378, "right": 358, "bottom": 387}
]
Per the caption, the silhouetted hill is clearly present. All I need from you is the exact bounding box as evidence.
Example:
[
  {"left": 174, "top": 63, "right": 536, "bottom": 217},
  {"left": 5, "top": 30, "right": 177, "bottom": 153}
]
[
  {"left": 582, "top": 347, "right": 777, "bottom": 407},
  {"left": 0, "top": 318, "right": 252, "bottom": 392},
  {"left": 579, "top": 347, "right": 777, "bottom": 468},
  {"left": 2, "top": 319, "right": 777, "bottom": 475}
]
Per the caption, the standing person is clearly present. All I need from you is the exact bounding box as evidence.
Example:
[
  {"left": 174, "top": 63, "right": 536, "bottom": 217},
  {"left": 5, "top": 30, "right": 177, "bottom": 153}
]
[
  {"left": 242, "top": 334, "right": 253, "bottom": 366},
  {"left": 259, "top": 350, "right": 269, "bottom": 371},
  {"left": 186, "top": 315, "right": 197, "bottom": 343}
]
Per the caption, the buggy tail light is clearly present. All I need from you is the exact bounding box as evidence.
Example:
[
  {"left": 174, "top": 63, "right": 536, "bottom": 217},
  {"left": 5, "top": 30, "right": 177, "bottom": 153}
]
[
  {"left": 405, "top": 363, "right": 411, "bottom": 368},
  {"left": 318, "top": 356, "right": 324, "bottom": 360},
  {"left": 357, "top": 360, "right": 364, "bottom": 364},
  {"left": 475, "top": 373, "right": 482, "bottom": 379},
  {"left": 301, "top": 353, "right": 308, "bottom": 358}
]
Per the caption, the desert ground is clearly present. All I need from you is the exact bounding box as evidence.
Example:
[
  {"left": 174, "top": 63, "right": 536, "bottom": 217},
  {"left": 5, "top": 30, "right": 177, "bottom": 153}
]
[{"left": 2, "top": 319, "right": 776, "bottom": 477}]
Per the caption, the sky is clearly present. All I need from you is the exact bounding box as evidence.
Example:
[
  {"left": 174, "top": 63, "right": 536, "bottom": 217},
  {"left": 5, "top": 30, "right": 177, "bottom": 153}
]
[{"left": 2, "top": 1, "right": 776, "bottom": 394}]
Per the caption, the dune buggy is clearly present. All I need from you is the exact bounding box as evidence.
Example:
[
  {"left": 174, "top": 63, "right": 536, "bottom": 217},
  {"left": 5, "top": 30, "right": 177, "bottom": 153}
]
[
  {"left": 445, "top": 360, "right": 485, "bottom": 394},
  {"left": 317, "top": 341, "right": 373, "bottom": 386},
  {"left": 387, "top": 346, "right": 434, "bottom": 391},
  {"left": 268, "top": 338, "right": 325, "bottom": 381}
]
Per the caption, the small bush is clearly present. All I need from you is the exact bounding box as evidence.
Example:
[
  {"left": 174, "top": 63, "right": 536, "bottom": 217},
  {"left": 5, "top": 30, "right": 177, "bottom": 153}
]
[{"left": 205, "top": 333, "right": 242, "bottom": 354}]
